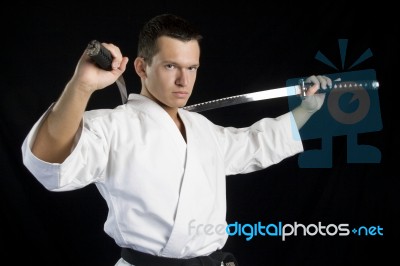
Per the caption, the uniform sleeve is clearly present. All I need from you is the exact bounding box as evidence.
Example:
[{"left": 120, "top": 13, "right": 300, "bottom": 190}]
[
  {"left": 21, "top": 104, "right": 109, "bottom": 191},
  {"left": 216, "top": 112, "right": 304, "bottom": 175}
]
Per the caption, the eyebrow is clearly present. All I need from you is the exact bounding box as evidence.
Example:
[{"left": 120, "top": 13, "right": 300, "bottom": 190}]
[{"left": 162, "top": 60, "right": 200, "bottom": 68}]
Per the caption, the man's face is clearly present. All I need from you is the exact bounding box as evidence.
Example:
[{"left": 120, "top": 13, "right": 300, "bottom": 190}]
[{"left": 141, "top": 36, "right": 200, "bottom": 111}]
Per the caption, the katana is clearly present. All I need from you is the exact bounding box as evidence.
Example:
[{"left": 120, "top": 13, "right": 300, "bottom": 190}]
[
  {"left": 183, "top": 79, "right": 380, "bottom": 112},
  {"left": 85, "top": 41, "right": 380, "bottom": 112}
]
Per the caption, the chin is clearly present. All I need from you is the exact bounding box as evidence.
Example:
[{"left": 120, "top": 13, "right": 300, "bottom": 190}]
[{"left": 177, "top": 100, "right": 189, "bottom": 108}]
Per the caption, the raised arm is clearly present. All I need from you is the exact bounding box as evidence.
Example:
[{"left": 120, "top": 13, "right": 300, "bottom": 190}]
[{"left": 31, "top": 43, "right": 129, "bottom": 163}]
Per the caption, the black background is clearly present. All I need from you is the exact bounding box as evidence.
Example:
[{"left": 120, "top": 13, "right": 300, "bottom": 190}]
[{"left": 2, "top": 1, "right": 398, "bottom": 265}]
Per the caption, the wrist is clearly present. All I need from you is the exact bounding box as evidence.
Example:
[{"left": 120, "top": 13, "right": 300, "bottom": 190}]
[
  {"left": 65, "top": 78, "right": 96, "bottom": 98},
  {"left": 300, "top": 94, "right": 324, "bottom": 114}
]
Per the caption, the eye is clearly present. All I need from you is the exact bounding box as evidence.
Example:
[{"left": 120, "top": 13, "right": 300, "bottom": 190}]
[
  {"left": 188, "top": 66, "right": 198, "bottom": 72},
  {"left": 165, "top": 64, "right": 175, "bottom": 70}
]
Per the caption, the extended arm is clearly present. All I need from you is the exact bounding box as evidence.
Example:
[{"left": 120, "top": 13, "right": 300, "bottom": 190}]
[{"left": 31, "top": 43, "right": 129, "bottom": 163}]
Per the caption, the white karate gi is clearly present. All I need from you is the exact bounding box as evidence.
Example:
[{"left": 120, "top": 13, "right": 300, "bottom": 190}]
[{"left": 21, "top": 93, "right": 303, "bottom": 261}]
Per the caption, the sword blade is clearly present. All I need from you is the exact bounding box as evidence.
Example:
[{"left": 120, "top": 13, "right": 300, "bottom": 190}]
[
  {"left": 183, "top": 79, "right": 379, "bottom": 112},
  {"left": 183, "top": 85, "right": 301, "bottom": 112},
  {"left": 116, "top": 76, "right": 128, "bottom": 104}
]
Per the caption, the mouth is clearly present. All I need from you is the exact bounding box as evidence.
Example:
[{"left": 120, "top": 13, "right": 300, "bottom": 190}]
[{"left": 173, "top": 91, "right": 189, "bottom": 98}]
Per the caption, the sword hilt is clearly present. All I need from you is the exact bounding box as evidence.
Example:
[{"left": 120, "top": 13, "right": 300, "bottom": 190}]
[
  {"left": 86, "top": 40, "right": 113, "bottom": 71},
  {"left": 85, "top": 40, "right": 128, "bottom": 104},
  {"left": 299, "top": 78, "right": 379, "bottom": 99}
]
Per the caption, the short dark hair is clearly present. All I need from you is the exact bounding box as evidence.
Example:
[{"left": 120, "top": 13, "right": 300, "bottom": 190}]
[{"left": 137, "top": 14, "right": 203, "bottom": 64}]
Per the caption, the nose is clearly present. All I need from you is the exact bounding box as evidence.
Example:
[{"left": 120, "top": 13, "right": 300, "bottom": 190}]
[{"left": 176, "top": 69, "right": 189, "bottom": 87}]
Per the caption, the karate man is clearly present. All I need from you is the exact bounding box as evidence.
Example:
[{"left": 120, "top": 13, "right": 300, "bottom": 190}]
[{"left": 21, "top": 14, "right": 331, "bottom": 266}]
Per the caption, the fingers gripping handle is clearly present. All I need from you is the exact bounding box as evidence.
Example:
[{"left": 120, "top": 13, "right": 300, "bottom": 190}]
[
  {"left": 299, "top": 78, "right": 380, "bottom": 99},
  {"left": 86, "top": 40, "right": 113, "bottom": 70},
  {"left": 85, "top": 40, "right": 128, "bottom": 104}
]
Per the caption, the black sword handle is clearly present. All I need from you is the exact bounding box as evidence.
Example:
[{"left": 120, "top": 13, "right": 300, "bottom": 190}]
[
  {"left": 85, "top": 40, "right": 129, "bottom": 104},
  {"left": 86, "top": 40, "right": 113, "bottom": 70},
  {"left": 299, "top": 78, "right": 379, "bottom": 99}
]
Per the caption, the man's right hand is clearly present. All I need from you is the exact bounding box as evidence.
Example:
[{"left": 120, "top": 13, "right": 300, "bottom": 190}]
[{"left": 71, "top": 42, "right": 129, "bottom": 95}]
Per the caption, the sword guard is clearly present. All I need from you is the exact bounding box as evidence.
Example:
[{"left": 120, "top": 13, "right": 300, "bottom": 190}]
[{"left": 299, "top": 79, "right": 311, "bottom": 100}]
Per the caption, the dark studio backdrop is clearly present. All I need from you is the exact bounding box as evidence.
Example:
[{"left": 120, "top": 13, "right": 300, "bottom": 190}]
[{"left": 2, "top": 1, "right": 398, "bottom": 265}]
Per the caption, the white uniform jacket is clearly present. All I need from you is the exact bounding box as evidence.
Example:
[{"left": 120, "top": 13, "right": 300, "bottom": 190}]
[{"left": 21, "top": 94, "right": 303, "bottom": 258}]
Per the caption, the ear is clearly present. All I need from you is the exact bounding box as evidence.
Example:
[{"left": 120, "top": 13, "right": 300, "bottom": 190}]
[{"left": 134, "top": 57, "right": 147, "bottom": 78}]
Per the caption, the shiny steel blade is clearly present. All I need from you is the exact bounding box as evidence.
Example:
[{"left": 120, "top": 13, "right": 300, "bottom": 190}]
[
  {"left": 183, "top": 79, "right": 379, "bottom": 112},
  {"left": 183, "top": 85, "right": 301, "bottom": 112}
]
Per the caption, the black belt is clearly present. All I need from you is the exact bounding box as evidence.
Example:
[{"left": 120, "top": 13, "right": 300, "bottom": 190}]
[{"left": 121, "top": 248, "right": 239, "bottom": 266}]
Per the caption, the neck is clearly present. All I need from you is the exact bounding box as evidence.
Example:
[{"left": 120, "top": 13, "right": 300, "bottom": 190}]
[
  {"left": 140, "top": 89, "right": 180, "bottom": 119},
  {"left": 139, "top": 91, "right": 185, "bottom": 140},
  {"left": 162, "top": 105, "right": 180, "bottom": 124},
  {"left": 160, "top": 103, "right": 185, "bottom": 142}
]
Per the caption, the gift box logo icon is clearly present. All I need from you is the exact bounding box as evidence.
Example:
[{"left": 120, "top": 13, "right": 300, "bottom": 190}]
[{"left": 287, "top": 39, "right": 382, "bottom": 168}]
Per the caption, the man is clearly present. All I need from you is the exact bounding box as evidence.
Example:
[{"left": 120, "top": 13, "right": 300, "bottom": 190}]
[{"left": 21, "top": 14, "right": 331, "bottom": 265}]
